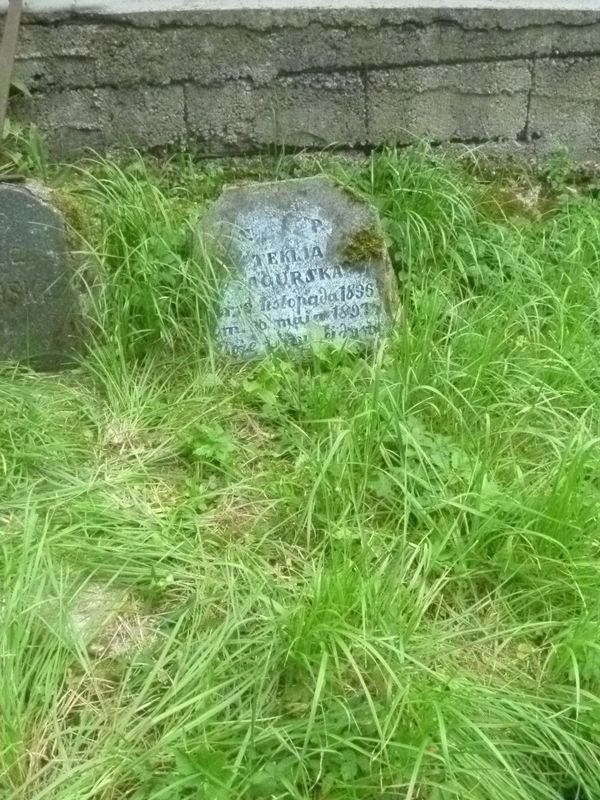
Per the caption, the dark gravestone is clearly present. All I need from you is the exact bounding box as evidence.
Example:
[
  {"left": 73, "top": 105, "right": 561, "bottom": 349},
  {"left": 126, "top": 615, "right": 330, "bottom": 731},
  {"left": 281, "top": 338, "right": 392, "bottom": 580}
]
[
  {"left": 200, "top": 176, "right": 399, "bottom": 358},
  {"left": 0, "top": 182, "right": 80, "bottom": 370}
]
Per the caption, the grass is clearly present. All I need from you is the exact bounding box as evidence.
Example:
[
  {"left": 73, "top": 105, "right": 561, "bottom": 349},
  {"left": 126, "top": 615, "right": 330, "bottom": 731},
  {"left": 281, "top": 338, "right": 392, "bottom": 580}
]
[{"left": 2, "top": 135, "right": 600, "bottom": 799}]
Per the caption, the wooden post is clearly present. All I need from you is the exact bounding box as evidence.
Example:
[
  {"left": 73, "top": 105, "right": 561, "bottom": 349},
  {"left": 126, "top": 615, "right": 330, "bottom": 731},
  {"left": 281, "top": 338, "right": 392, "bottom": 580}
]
[{"left": 0, "top": 0, "right": 25, "bottom": 140}]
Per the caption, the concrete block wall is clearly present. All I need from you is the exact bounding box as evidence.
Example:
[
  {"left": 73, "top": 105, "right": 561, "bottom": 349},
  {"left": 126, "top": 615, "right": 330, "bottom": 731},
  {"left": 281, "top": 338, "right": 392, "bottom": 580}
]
[{"left": 3, "top": 2, "right": 600, "bottom": 158}]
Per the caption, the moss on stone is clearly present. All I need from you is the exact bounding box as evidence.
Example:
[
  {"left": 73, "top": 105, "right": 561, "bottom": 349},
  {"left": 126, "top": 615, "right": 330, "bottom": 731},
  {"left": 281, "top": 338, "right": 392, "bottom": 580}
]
[
  {"left": 341, "top": 225, "right": 386, "bottom": 266},
  {"left": 49, "top": 187, "right": 103, "bottom": 334},
  {"left": 52, "top": 188, "right": 100, "bottom": 250}
]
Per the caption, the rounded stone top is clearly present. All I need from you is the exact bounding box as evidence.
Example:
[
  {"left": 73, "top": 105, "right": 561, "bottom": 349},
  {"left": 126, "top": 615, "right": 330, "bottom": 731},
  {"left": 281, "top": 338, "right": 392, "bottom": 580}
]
[{"left": 0, "top": 181, "right": 81, "bottom": 370}]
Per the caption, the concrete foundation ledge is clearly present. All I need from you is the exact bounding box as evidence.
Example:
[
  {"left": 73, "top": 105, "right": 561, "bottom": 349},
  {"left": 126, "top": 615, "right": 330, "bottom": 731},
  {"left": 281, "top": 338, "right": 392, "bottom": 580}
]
[{"left": 2, "top": 1, "right": 600, "bottom": 159}]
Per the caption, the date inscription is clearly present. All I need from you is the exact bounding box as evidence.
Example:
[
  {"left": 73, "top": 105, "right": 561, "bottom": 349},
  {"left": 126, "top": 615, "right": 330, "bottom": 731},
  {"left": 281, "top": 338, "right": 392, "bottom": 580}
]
[
  {"left": 217, "top": 237, "right": 387, "bottom": 357},
  {"left": 204, "top": 177, "right": 397, "bottom": 359}
]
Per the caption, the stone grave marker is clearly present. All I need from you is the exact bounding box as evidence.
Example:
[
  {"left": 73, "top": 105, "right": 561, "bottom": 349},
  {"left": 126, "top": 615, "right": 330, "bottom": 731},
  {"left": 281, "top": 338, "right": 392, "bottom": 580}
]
[
  {"left": 200, "top": 176, "right": 399, "bottom": 358},
  {"left": 0, "top": 182, "right": 81, "bottom": 370}
]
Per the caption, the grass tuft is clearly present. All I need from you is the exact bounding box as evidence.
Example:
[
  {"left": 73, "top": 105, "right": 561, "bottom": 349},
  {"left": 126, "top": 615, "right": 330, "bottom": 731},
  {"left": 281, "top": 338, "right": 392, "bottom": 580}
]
[{"left": 2, "top": 141, "right": 600, "bottom": 799}]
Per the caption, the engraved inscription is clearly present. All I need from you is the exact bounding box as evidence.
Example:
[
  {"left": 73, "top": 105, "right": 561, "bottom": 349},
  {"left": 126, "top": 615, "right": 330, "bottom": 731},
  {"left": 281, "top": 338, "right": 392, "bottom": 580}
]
[
  {"left": 0, "top": 213, "right": 32, "bottom": 272},
  {"left": 0, "top": 278, "right": 41, "bottom": 304},
  {"left": 202, "top": 177, "right": 398, "bottom": 359},
  {"left": 216, "top": 228, "right": 386, "bottom": 357}
]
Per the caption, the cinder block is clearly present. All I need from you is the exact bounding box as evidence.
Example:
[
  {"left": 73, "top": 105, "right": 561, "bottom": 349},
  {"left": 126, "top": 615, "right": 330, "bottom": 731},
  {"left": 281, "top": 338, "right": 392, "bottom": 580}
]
[
  {"left": 6, "top": 6, "right": 600, "bottom": 157},
  {"left": 89, "top": 10, "right": 600, "bottom": 82},
  {"left": 185, "top": 73, "right": 366, "bottom": 154},
  {"left": 529, "top": 57, "right": 600, "bottom": 158},
  {"left": 9, "top": 85, "right": 186, "bottom": 154},
  {"left": 85, "top": 17, "right": 600, "bottom": 90},
  {"left": 533, "top": 56, "right": 600, "bottom": 100},
  {"left": 13, "top": 56, "right": 96, "bottom": 91},
  {"left": 100, "top": 86, "right": 186, "bottom": 149},
  {"left": 92, "top": 26, "right": 323, "bottom": 87},
  {"left": 185, "top": 81, "right": 268, "bottom": 154},
  {"left": 93, "top": 27, "right": 174, "bottom": 86},
  {"left": 268, "top": 74, "right": 367, "bottom": 148},
  {"left": 17, "top": 24, "right": 97, "bottom": 59},
  {"left": 9, "top": 89, "right": 105, "bottom": 155},
  {"left": 367, "top": 62, "right": 531, "bottom": 145}
]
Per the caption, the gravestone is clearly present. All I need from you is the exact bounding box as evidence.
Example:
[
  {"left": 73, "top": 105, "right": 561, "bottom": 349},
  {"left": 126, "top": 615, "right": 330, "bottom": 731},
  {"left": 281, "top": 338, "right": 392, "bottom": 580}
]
[
  {"left": 200, "top": 176, "right": 399, "bottom": 358},
  {"left": 0, "top": 182, "right": 80, "bottom": 370}
]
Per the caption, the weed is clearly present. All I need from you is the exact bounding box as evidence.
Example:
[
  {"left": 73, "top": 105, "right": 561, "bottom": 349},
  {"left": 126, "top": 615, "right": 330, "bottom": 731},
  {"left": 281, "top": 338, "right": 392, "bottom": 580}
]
[{"left": 2, "top": 144, "right": 600, "bottom": 799}]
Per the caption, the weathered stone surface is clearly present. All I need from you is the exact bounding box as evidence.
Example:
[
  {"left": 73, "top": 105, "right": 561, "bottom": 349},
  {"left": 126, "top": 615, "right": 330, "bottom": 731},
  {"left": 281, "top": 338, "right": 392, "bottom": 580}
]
[
  {"left": 93, "top": 28, "right": 170, "bottom": 86},
  {"left": 11, "top": 86, "right": 185, "bottom": 154},
  {"left": 20, "top": 6, "right": 600, "bottom": 32},
  {"left": 529, "top": 57, "right": 600, "bottom": 157},
  {"left": 0, "top": 183, "right": 80, "bottom": 370},
  {"left": 368, "top": 62, "right": 531, "bottom": 144},
  {"left": 199, "top": 176, "right": 398, "bottom": 359},
  {"left": 13, "top": 22, "right": 96, "bottom": 64},
  {"left": 184, "top": 81, "right": 266, "bottom": 154},
  {"left": 6, "top": 4, "right": 600, "bottom": 157},
  {"left": 10, "top": 89, "right": 105, "bottom": 154},
  {"left": 63, "top": 18, "right": 600, "bottom": 89},
  {"left": 185, "top": 73, "right": 366, "bottom": 154},
  {"left": 14, "top": 55, "right": 96, "bottom": 91},
  {"left": 103, "top": 86, "right": 186, "bottom": 148}
]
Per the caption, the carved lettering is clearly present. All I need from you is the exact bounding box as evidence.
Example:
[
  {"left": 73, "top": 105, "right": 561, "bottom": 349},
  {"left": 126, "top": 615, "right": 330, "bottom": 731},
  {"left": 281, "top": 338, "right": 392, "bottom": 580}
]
[
  {"left": 305, "top": 217, "right": 324, "bottom": 234},
  {"left": 0, "top": 278, "right": 42, "bottom": 304},
  {"left": 206, "top": 179, "right": 395, "bottom": 358},
  {"left": 247, "top": 244, "right": 325, "bottom": 271},
  {"left": 2, "top": 246, "right": 27, "bottom": 268}
]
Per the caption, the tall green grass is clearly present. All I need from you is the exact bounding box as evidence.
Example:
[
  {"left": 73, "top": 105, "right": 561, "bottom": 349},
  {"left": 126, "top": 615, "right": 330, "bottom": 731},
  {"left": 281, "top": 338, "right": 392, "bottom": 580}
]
[{"left": 2, "top": 143, "right": 600, "bottom": 799}]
